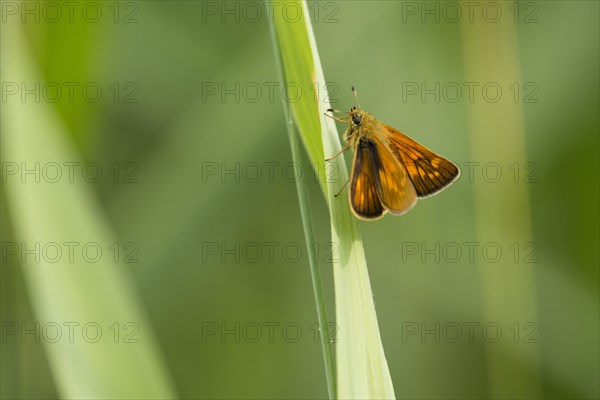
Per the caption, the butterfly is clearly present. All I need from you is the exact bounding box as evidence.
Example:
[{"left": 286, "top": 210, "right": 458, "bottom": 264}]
[{"left": 326, "top": 87, "right": 460, "bottom": 220}]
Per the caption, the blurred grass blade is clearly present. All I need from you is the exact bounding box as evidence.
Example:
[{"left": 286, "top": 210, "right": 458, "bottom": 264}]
[
  {"left": 461, "top": 16, "right": 542, "bottom": 399},
  {"left": 1, "top": 21, "right": 176, "bottom": 399},
  {"left": 270, "top": 1, "right": 396, "bottom": 398}
]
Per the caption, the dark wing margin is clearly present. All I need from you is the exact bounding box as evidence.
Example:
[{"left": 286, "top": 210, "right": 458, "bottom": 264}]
[
  {"left": 384, "top": 125, "right": 460, "bottom": 198},
  {"left": 350, "top": 140, "right": 385, "bottom": 220}
]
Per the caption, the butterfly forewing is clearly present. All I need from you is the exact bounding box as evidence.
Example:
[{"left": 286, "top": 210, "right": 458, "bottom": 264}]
[
  {"left": 383, "top": 125, "right": 460, "bottom": 197},
  {"left": 350, "top": 140, "right": 385, "bottom": 220}
]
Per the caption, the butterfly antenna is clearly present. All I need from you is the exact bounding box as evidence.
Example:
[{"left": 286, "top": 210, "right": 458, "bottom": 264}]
[{"left": 351, "top": 86, "right": 361, "bottom": 108}]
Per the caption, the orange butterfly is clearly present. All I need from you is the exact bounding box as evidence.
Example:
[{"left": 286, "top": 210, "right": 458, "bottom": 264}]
[{"left": 326, "top": 87, "right": 460, "bottom": 220}]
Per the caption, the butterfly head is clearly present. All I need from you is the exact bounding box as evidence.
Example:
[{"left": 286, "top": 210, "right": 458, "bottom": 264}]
[{"left": 349, "top": 106, "right": 369, "bottom": 127}]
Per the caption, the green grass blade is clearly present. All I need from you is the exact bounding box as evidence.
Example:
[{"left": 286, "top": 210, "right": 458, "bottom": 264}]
[
  {"left": 1, "top": 20, "right": 177, "bottom": 400},
  {"left": 269, "top": 15, "right": 336, "bottom": 399},
  {"left": 269, "top": 1, "right": 396, "bottom": 398}
]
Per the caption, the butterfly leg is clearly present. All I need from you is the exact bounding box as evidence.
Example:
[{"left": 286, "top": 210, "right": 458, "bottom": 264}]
[
  {"left": 334, "top": 176, "right": 351, "bottom": 197},
  {"left": 325, "top": 141, "right": 352, "bottom": 162}
]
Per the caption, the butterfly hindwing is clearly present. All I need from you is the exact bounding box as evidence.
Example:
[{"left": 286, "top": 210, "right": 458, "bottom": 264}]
[
  {"left": 350, "top": 139, "right": 418, "bottom": 218},
  {"left": 370, "top": 137, "right": 418, "bottom": 215}
]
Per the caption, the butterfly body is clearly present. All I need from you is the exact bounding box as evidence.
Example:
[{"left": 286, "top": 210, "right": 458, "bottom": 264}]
[{"left": 327, "top": 91, "right": 460, "bottom": 220}]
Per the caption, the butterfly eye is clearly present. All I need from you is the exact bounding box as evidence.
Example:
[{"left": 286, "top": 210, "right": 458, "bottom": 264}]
[{"left": 352, "top": 114, "right": 362, "bottom": 125}]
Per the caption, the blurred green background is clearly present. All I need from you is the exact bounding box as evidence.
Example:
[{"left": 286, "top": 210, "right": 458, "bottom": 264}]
[{"left": 1, "top": 1, "right": 598, "bottom": 399}]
